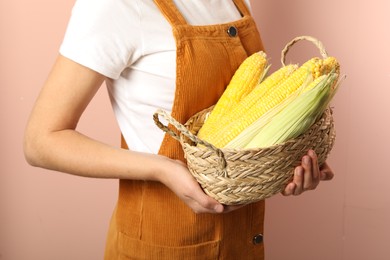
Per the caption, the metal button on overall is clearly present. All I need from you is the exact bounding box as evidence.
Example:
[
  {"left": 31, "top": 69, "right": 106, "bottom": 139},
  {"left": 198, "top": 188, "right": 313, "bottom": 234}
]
[
  {"left": 227, "top": 26, "right": 238, "bottom": 37},
  {"left": 252, "top": 234, "right": 263, "bottom": 245}
]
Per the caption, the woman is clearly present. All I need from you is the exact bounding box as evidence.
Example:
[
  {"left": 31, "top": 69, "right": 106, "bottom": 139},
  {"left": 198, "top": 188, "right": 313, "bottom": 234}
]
[{"left": 23, "top": 0, "right": 334, "bottom": 259}]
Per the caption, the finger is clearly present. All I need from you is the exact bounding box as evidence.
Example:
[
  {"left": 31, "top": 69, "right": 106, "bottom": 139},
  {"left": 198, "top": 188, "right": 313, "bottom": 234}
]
[
  {"left": 306, "top": 150, "right": 320, "bottom": 189},
  {"left": 301, "top": 154, "right": 314, "bottom": 190},
  {"left": 187, "top": 199, "right": 223, "bottom": 214},
  {"left": 188, "top": 188, "right": 224, "bottom": 214},
  {"left": 293, "top": 166, "right": 304, "bottom": 195},
  {"left": 321, "top": 171, "right": 334, "bottom": 181},
  {"left": 308, "top": 150, "right": 320, "bottom": 180},
  {"left": 320, "top": 162, "right": 334, "bottom": 181},
  {"left": 281, "top": 182, "right": 296, "bottom": 196}
]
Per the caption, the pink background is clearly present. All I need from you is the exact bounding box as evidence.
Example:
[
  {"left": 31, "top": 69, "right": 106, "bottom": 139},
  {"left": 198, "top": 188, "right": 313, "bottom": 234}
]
[{"left": 1, "top": 0, "right": 389, "bottom": 259}]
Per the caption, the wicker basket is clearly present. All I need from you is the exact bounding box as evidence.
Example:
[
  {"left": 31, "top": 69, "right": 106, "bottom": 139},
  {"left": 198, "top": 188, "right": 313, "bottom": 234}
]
[{"left": 153, "top": 36, "right": 337, "bottom": 205}]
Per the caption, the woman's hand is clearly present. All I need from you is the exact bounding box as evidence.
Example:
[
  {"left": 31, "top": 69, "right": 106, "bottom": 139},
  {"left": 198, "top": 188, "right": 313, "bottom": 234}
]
[
  {"left": 159, "top": 158, "right": 223, "bottom": 214},
  {"left": 282, "top": 150, "right": 334, "bottom": 196},
  {"left": 159, "top": 158, "right": 244, "bottom": 214}
]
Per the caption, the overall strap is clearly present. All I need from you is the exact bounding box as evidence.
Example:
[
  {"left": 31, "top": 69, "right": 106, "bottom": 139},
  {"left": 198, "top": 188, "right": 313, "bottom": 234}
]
[
  {"left": 153, "top": 0, "right": 188, "bottom": 26},
  {"left": 233, "top": 0, "right": 251, "bottom": 16},
  {"left": 154, "top": 0, "right": 252, "bottom": 27}
]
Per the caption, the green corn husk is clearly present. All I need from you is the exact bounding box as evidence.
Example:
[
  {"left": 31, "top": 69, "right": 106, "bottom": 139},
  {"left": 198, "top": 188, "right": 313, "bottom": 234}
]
[{"left": 243, "top": 72, "right": 340, "bottom": 149}]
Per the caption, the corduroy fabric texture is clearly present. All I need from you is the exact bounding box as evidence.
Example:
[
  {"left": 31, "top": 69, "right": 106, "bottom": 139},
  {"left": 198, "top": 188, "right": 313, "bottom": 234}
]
[{"left": 105, "top": 0, "right": 266, "bottom": 259}]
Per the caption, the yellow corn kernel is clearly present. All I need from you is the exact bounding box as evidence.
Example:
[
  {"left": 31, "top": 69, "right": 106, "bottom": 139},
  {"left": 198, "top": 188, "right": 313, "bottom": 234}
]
[
  {"left": 224, "top": 66, "right": 298, "bottom": 148},
  {"left": 305, "top": 57, "right": 340, "bottom": 92},
  {"left": 323, "top": 57, "right": 340, "bottom": 90},
  {"left": 197, "top": 51, "right": 268, "bottom": 138},
  {"left": 203, "top": 57, "right": 321, "bottom": 148},
  {"left": 302, "top": 73, "right": 327, "bottom": 92},
  {"left": 323, "top": 56, "right": 340, "bottom": 74},
  {"left": 207, "top": 64, "right": 297, "bottom": 134}
]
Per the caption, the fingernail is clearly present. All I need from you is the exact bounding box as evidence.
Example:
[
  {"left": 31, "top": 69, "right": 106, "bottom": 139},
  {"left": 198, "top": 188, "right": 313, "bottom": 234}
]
[
  {"left": 214, "top": 204, "right": 224, "bottom": 213},
  {"left": 288, "top": 183, "right": 296, "bottom": 193},
  {"left": 303, "top": 156, "right": 310, "bottom": 165}
]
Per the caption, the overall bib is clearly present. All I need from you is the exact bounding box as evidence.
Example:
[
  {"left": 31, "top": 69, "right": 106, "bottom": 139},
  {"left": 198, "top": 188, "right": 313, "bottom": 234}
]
[{"left": 105, "top": 0, "right": 265, "bottom": 259}]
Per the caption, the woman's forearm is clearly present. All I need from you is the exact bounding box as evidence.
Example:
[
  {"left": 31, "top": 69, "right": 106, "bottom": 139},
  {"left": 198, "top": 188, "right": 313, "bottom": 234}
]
[{"left": 24, "top": 127, "right": 170, "bottom": 180}]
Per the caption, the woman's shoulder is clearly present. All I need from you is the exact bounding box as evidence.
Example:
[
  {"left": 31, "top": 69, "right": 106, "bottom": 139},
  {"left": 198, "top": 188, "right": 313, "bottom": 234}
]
[
  {"left": 71, "top": 0, "right": 140, "bottom": 17},
  {"left": 60, "top": 0, "right": 152, "bottom": 79}
]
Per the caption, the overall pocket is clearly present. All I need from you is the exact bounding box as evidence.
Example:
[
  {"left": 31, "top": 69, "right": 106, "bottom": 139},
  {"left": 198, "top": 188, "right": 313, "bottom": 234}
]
[{"left": 117, "top": 231, "right": 220, "bottom": 260}]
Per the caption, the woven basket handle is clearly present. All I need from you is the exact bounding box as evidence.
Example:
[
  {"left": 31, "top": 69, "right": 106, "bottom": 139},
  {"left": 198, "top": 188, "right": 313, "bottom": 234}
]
[
  {"left": 153, "top": 109, "right": 229, "bottom": 174},
  {"left": 153, "top": 109, "right": 222, "bottom": 150},
  {"left": 281, "top": 35, "right": 328, "bottom": 66}
]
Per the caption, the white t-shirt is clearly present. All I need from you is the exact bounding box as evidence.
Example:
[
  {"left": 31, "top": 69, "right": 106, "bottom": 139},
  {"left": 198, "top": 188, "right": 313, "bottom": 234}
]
[{"left": 60, "top": 0, "right": 252, "bottom": 153}]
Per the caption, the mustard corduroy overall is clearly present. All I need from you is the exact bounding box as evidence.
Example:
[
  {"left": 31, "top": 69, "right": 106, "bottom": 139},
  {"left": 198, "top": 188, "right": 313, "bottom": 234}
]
[{"left": 105, "top": 0, "right": 266, "bottom": 259}]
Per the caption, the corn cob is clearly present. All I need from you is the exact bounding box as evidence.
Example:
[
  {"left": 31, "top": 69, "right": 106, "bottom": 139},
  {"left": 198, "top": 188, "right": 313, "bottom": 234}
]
[
  {"left": 230, "top": 57, "right": 342, "bottom": 148},
  {"left": 197, "top": 51, "right": 268, "bottom": 139},
  {"left": 200, "top": 64, "right": 297, "bottom": 147},
  {"left": 227, "top": 64, "right": 297, "bottom": 125},
  {"left": 304, "top": 57, "right": 339, "bottom": 93},
  {"left": 202, "top": 57, "right": 323, "bottom": 148},
  {"left": 302, "top": 70, "right": 327, "bottom": 92},
  {"left": 323, "top": 57, "right": 340, "bottom": 90},
  {"left": 323, "top": 56, "right": 340, "bottom": 75},
  {"left": 244, "top": 72, "right": 338, "bottom": 148}
]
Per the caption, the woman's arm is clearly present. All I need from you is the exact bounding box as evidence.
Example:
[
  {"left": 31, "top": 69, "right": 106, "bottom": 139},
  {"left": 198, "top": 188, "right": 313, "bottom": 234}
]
[
  {"left": 24, "top": 55, "right": 153, "bottom": 179},
  {"left": 23, "top": 55, "right": 224, "bottom": 214}
]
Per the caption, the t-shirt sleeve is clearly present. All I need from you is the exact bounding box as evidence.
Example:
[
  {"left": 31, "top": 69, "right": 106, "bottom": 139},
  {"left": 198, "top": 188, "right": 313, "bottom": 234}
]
[
  {"left": 59, "top": 0, "right": 143, "bottom": 79},
  {"left": 246, "top": 0, "right": 252, "bottom": 9}
]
